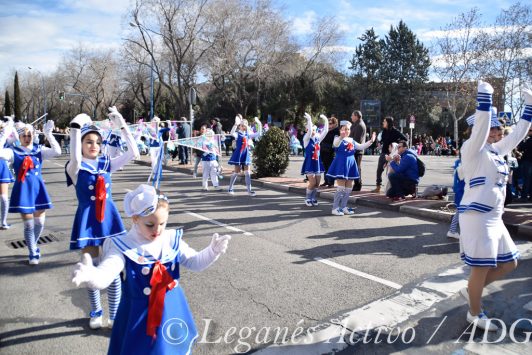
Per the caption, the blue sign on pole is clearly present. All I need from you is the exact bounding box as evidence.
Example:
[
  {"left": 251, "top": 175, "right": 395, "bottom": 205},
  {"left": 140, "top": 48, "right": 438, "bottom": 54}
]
[
  {"left": 499, "top": 112, "right": 512, "bottom": 125},
  {"left": 267, "top": 114, "right": 272, "bottom": 124}
]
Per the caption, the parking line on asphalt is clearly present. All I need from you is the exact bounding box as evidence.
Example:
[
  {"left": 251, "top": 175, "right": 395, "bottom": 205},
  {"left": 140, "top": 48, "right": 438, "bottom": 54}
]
[
  {"left": 314, "top": 257, "right": 402, "bottom": 289},
  {"left": 185, "top": 211, "right": 254, "bottom": 236}
]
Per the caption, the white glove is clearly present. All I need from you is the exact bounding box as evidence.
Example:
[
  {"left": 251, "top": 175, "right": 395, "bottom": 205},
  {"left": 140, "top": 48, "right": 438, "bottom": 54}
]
[
  {"left": 254, "top": 117, "right": 260, "bottom": 124},
  {"left": 522, "top": 84, "right": 532, "bottom": 105},
  {"left": 152, "top": 116, "right": 160, "bottom": 123},
  {"left": 43, "top": 120, "right": 55, "bottom": 136},
  {"left": 304, "top": 112, "right": 312, "bottom": 121},
  {"left": 70, "top": 113, "right": 92, "bottom": 129},
  {"left": 210, "top": 233, "right": 231, "bottom": 255},
  {"left": 72, "top": 253, "right": 96, "bottom": 287},
  {"left": 478, "top": 80, "right": 494, "bottom": 95},
  {"left": 4, "top": 115, "right": 14, "bottom": 123},
  {"left": 234, "top": 115, "right": 242, "bottom": 126},
  {"left": 108, "top": 106, "right": 126, "bottom": 129},
  {"left": 319, "top": 114, "right": 328, "bottom": 122}
]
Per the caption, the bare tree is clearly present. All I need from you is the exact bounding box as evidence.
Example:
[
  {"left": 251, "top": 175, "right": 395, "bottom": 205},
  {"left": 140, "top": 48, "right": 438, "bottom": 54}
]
[
  {"left": 125, "top": 0, "right": 213, "bottom": 118},
  {"left": 204, "top": 0, "right": 295, "bottom": 116},
  {"left": 480, "top": 2, "right": 531, "bottom": 120},
  {"left": 432, "top": 8, "right": 485, "bottom": 143}
]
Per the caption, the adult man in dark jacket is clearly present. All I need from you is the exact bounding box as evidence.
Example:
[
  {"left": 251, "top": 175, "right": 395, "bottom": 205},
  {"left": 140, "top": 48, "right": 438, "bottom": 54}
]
[
  {"left": 350, "top": 110, "right": 366, "bottom": 191},
  {"left": 386, "top": 140, "right": 420, "bottom": 200},
  {"left": 373, "top": 116, "right": 407, "bottom": 193},
  {"left": 320, "top": 116, "right": 339, "bottom": 187},
  {"left": 210, "top": 117, "right": 223, "bottom": 134},
  {"left": 177, "top": 117, "right": 191, "bottom": 164}
]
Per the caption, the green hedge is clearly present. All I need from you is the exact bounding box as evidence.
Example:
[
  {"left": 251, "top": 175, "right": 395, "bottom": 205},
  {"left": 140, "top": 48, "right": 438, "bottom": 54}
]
[{"left": 253, "top": 127, "right": 290, "bottom": 177}]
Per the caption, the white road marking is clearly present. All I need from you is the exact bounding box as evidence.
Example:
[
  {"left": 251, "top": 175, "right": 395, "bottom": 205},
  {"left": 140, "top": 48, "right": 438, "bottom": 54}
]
[
  {"left": 314, "top": 257, "right": 402, "bottom": 289},
  {"left": 185, "top": 211, "right": 254, "bottom": 236},
  {"left": 53, "top": 162, "right": 64, "bottom": 168}
]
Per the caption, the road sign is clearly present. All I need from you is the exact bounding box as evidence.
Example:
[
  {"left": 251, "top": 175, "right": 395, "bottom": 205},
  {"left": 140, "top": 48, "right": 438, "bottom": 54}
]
[
  {"left": 499, "top": 112, "right": 512, "bottom": 125},
  {"left": 409, "top": 122, "right": 415, "bottom": 129},
  {"left": 360, "top": 100, "right": 381, "bottom": 126}
]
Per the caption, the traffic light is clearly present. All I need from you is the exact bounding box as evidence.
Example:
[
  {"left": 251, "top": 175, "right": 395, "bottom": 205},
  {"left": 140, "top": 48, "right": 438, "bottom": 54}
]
[{"left": 59, "top": 91, "right": 65, "bottom": 100}]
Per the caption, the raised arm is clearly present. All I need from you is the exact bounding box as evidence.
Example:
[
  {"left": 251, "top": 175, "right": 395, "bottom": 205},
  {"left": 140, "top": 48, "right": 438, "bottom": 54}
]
[
  {"left": 461, "top": 81, "right": 492, "bottom": 162},
  {"left": 66, "top": 114, "right": 92, "bottom": 185},
  {"left": 318, "top": 114, "right": 329, "bottom": 141},
  {"left": 248, "top": 116, "right": 263, "bottom": 139},
  {"left": 355, "top": 131, "right": 377, "bottom": 151},
  {"left": 108, "top": 107, "right": 140, "bottom": 172},
  {"left": 40, "top": 121, "right": 62, "bottom": 160},
  {"left": 493, "top": 86, "right": 532, "bottom": 156},
  {"left": 230, "top": 114, "right": 242, "bottom": 137},
  {"left": 302, "top": 112, "right": 312, "bottom": 148}
]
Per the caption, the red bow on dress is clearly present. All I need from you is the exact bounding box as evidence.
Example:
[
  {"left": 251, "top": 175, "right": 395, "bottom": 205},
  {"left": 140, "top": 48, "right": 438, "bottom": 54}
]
[
  {"left": 312, "top": 143, "right": 320, "bottom": 160},
  {"left": 146, "top": 261, "right": 178, "bottom": 338},
  {"left": 17, "top": 156, "right": 34, "bottom": 182},
  {"left": 240, "top": 137, "right": 247, "bottom": 153},
  {"left": 95, "top": 175, "right": 107, "bottom": 223},
  {"left": 346, "top": 142, "right": 354, "bottom": 151}
]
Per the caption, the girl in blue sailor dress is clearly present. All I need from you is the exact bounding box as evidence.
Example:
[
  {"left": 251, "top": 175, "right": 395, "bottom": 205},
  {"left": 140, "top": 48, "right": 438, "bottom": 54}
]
[
  {"left": 66, "top": 108, "right": 139, "bottom": 329},
  {"left": 326, "top": 121, "right": 376, "bottom": 216},
  {"left": 0, "top": 120, "right": 61, "bottom": 264},
  {"left": 72, "top": 184, "right": 231, "bottom": 355},
  {"left": 457, "top": 81, "right": 532, "bottom": 331},
  {"left": 0, "top": 117, "right": 16, "bottom": 230},
  {"left": 227, "top": 115, "right": 262, "bottom": 196},
  {"left": 300, "top": 113, "right": 328, "bottom": 207}
]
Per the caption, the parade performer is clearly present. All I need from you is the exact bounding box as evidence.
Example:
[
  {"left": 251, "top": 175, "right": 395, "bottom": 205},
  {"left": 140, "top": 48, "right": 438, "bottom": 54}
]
[
  {"left": 301, "top": 112, "right": 328, "bottom": 206},
  {"left": 458, "top": 81, "right": 531, "bottom": 331},
  {"left": 200, "top": 126, "right": 222, "bottom": 191},
  {"left": 447, "top": 154, "right": 464, "bottom": 240},
  {"left": 227, "top": 115, "right": 262, "bottom": 196},
  {"left": 66, "top": 107, "right": 139, "bottom": 329},
  {"left": 326, "top": 121, "right": 376, "bottom": 216},
  {"left": 0, "top": 119, "right": 61, "bottom": 264},
  {"left": 0, "top": 117, "right": 16, "bottom": 230},
  {"left": 72, "top": 184, "right": 231, "bottom": 354}
]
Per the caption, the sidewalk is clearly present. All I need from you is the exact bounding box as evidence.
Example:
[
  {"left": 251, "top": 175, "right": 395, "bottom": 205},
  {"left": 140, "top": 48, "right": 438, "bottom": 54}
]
[{"left": 139, "top": 155, "right": 532, "bottom": 240}]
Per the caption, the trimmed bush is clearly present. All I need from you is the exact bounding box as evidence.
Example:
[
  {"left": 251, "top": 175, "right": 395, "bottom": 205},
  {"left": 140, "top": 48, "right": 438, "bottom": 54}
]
[{"left": 253, "top": 126, "right": 290, "bottom": 177}]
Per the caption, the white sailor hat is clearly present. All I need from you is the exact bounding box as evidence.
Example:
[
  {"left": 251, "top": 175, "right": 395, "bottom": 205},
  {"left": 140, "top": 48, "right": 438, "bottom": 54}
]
[
  {"left": 80, "top": 124, "right": 103, "bottom": 139},
  {"left": 16, "top": 123, "right": 33, "bottom": 136},
  {"left": 339, "top": 120, "right": 352, "bottom": 127},
  {"left": 466, "top": 107, "right": 501, "bottom": 128},
  {"left": 124, "top": 184, "right": 168, "bottom": 217}
]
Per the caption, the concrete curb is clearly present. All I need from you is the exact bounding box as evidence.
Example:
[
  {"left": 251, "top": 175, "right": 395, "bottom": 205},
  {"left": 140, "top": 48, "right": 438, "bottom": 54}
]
[{"left": 134, "top": 160, "right": 530, "bottom": 240}]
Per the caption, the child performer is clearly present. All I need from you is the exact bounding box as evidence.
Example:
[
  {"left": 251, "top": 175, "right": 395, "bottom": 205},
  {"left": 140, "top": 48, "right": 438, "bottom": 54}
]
[
  {"left": 200, "top": 126, "right": 222, "bottom": 191},
  {"left": 301, "top": 113, "right": 328, "bottom": 206},
  {"left": 0, "top": 119, "right": 61, "bottom": 263},
  {"left": 0, "top": 117, "right": 16, "bottom": 229},
  {"left": 66, "top": 107, "right": 139, "bottom": 329},
  {"left": 72, "top": 184, "right": 231, "bottom": 354},
  {"left": 447, "top": 153, "right": 464, "bottom": 240},
  {"left": 326, "top": 121, "right": 376, "bottom": 216},
  {"left": 227, "top": 115, "right": 262, "bottom": 196}
]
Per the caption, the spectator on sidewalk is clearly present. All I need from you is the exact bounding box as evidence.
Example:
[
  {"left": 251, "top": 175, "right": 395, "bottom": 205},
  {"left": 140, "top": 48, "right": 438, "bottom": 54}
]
[
  {"left": 177, "top": 117, "right": 191, "bottom": 165},
  {"left": 319, "top": 116, "right": 339, "bottom": 187},
  {"left": 372, "top": 116, "right": 407, "bottom": 193},
  {"left": 385, "top": 140, "right": 419, "bottom": 201},
  {"left": 350, "top": 110, "right": 366, "bottom": 191},
  {"left": 516, "top": 127, "right": 532, "bottom": 201}
]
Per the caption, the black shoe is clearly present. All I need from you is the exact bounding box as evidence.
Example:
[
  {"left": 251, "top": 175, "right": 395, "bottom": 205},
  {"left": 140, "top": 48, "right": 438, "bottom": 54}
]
[{"left": 320, "top": 183, "right": 328, "bottom": 187}]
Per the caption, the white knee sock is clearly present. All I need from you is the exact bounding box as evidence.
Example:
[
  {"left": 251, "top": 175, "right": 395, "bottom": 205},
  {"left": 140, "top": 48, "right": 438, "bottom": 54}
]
[
  {"left": 245, "top": 171, "right": 252, "bottom": 192},
  {"left": 107, "top": 275, "right": 121, "bottom": 320},
  {"left": 229, "top": 173, "right": 238, "bottom": 190},
  {"left": 332, "top": 187, "right": 344, "bottom": 210},
  {"left": 24, "top": 219, "right": 39, "bottom": 259},
  {"left": 34, "top": 215, "right": 46, "bottom": 242},
  {"left": 0, "top": 195, "right": 8, "bottom": 226}
]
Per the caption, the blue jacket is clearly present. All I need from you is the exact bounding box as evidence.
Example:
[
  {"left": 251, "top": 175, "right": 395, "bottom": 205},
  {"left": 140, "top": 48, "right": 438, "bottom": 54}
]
[{"left": 390, "top": 149, "right": 419, "bottom": 183}]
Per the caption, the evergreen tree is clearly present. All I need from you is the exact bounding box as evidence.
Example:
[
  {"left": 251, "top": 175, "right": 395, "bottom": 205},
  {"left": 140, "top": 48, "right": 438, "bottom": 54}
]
[
  {"left": 349, "top": 28, "right": 384, "bottom": 100},
  {"left": 14, "top": 72, "right": 22, "bottom": 120},
  {"left": 381, "top": 21, "right": 431, "bottom": 124},
  {"left": 4, "top": 90, "right": 12, "bottom": 116}
]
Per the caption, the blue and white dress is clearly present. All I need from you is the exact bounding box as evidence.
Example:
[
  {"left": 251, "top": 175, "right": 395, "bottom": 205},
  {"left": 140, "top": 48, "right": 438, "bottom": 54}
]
[
  {"left": 106, "top": 229, "right": 199, "bottom": 355},
  {"left": 301, "top": 136, "right": 324, "bottom": 175},
  {"left": 228, "top": 131, "right": 253, "bottom": 166},
  {"left": 0, "top": 159, "right": 14, "bottom": 184},
  {"left": 459, "top": 107, "right": 531, "bottom": 267},
  {"left": 67, "top": 156, "right": 126, "bottom": 250},
  {"left": 326, "top": 139, "right": 359, "bottom": 180},
  {"left": 7, "top": 144, "right": 56, "bottom": 213}
]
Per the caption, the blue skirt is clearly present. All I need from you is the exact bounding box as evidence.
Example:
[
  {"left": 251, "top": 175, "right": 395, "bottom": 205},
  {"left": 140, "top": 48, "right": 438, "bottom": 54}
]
[
  {"left": 301, "top": 155, "right": 324, "bottom": 175},
  {"left": 0, "top": 160, "right": 14, "bottom": 183},
  {"left": 326, "top": 155, "right": 359, "bottom": 180}
]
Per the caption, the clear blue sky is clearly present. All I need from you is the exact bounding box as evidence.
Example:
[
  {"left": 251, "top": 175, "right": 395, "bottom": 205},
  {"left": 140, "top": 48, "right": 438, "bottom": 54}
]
[{"left": 0, "top": 0, "right": 511, "bottom": 84}]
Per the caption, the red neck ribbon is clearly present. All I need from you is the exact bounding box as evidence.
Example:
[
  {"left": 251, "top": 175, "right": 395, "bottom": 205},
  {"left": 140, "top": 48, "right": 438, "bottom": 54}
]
[
  {"left": 18, "top": 156, "right": 35, "bottom": 182},
  {"left": 95, "top": 175, "right": 106, "bottom": 223},
  {"left": 146, "top": 261, "right": 178, "bottom": 338},
  {"left": 346, "top": 142, "right": 354, "bottom": 151},
  {"left": 240, "top": 137, "right": 247, "bottom": 153},
  {"left": 312, "top": 143, "right": 320, "bottom": 160}
]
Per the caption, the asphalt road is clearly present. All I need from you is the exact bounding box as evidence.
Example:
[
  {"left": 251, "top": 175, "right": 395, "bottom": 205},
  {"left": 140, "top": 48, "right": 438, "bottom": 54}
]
[{"left": 0, "top": 156, "right": 528, "bottom": 355}]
